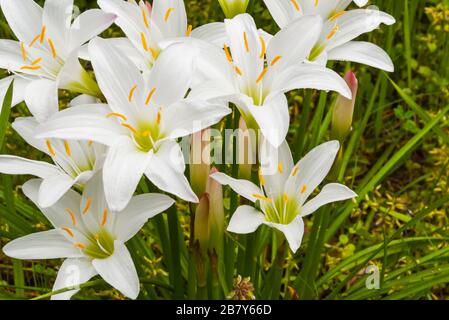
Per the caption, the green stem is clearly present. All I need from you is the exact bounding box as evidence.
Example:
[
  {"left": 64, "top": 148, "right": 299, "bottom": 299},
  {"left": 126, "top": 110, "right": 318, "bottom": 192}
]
[{"left": 167, "top": 206, "right": 184, "bottom": 299}]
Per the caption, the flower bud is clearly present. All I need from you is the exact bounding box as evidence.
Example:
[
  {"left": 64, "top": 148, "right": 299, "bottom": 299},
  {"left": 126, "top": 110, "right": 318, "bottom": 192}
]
[
  {"left": 190, "top": 129, "right": 211, "bottom": 197},
  {"left": 194, "top": 193, "right": 210, "bottom": 252},
  {"left": 218, "top": 0, "right": 250, "bottom": 18},
  {"left": 238, "top": 117, "right": 254, "bottom": 180},
  {"left": 331, "top": 71, "right": 358, "bottom": 142},
  {"left": 207, "top": 167, "right": 225, "bottom": 255}
]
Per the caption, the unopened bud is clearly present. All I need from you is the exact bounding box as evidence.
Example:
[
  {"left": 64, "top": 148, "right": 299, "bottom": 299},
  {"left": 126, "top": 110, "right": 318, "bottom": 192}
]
[
  {"left": 238, "top": 117, "right": 254, "bottom": 180},
  {"left": 218, "top": 0, "right": 250, "bottom": 18},
  {"left": 194, "top": 193, "right": 210, "bottom": 252},
  {"left": 207, "top": 167, "right": 224, "bottom": 255},
  {"left": 190, "top": 129, "right": 211, "bottom": 197},
  {"left": 331, "top": 71, "right": 358, "bottom": 142}
]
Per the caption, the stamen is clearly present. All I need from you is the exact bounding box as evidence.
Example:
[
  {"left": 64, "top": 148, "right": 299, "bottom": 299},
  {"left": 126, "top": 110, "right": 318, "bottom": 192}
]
[
  {"left": 39, "top": 25, "right": 46, "bottom": 43},
  {"left": 62, "top": 227, "right": 74, "bottom": 237},
  {"left": 122, "top": 123, "right": 139, "bottom": 134},
  {"left": 140, "top": 32, "right": 149, "bottom": 52},
  {"left": 259, "top": 36, "right": 266, "bottom": 59},
  {"left": 150, "top": 47, "right": 159, "bottom": 60},
  {"left": 128, "top": 84, "right": 138, "bottom": 102},
  {"left": 20, "top": 65, "right": 41, "bottom": 71},
  {"left": 101, "top": 208, "right": 108, "bottom": 226},
  {"left": 142, "top": 130, "right": 151, "bottom": 137},
  {"left": 259, "top": 169, "right": 265, "bottom": 186},
  {"left": 46, "top": 140, "right": 56, "bottom": 156},
  {"left": 107, "top": 112, "right": 128, "bottom": 121},
  {"left": 252, "top": 194, "right": 273, "bottom": 203},
  {"left": 223, "top": 44, "right": 233, "bottom": 63},
  {"left": 292, "top": 165, "right": 299, "bottom": 176},
  {"left": 235, "top": 66, "right": 243, "bottom": 76},
  {"left": 314, "top": 0, "right": 319, "bottom": 7},
  {"left": 291, "top": 0, "right": 301, "bottom": 12},
  {"left": 243, "top": 32, "right": 249, "bottom": 52},
  {"left": 66, "top": 208, "right": 77, "bottom": 225},
  {"left": 271, "top": 55, "right": 282, "bottom": 66},
  {"left": 300, "top": 184, "right": 307, "bottom": 194},
  {"left": 74, "top": 242, "right": 86, "bottom": 250},
  {"left": 186, "top": 25, "right": 193, "bottom": 36},
  {"left": 83, "top": 197, "right": 92, "bottom": 214},
  {"left": 21, "top": 42, "right": 26, "bottom": 62},
  {"left": 64, "top": 140, "right": 71, "bottom": 156},
  {"left": 88, "top": 140, "right": 94, "bottom": 146},
  {"left": 278, "top": 162, "right": 283, "bottom": 173},
  {"left": 330, "top": 11, "right": 346, "bottom": 21},
  {"left": 326, "top": 25, "right": 339, "bottom": 40},
  {"left": 164, "top": 8, "right": 174, "bottom": 22},
  {"left": 29, "top": 34, "right": 40, "bottom": 47},
  {"left": 145, "top": 87, "right": 157, "bottom": 105},
  {"left": 256, "top": 67, "right": 268, "bottom": 84},
  {"left": 141, "top": 7, "right": 149, "bottom": 28},
  {"left": 31, "top": 57, "right": 42, "bottom": 65},
  {"left": 156, "top": 110, "right": 161, "bottom": 125},
  {"left": 47, "top": 38, "right": 57, "bottom": 58},
  {"left": 283, "top": 193, "right": 289, "bottom": 203}
]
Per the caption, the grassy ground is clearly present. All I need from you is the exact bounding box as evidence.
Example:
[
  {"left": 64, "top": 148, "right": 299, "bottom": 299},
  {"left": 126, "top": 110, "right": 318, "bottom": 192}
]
[{"left": 1, "top": 0, "right": 449, "bottom": 300}]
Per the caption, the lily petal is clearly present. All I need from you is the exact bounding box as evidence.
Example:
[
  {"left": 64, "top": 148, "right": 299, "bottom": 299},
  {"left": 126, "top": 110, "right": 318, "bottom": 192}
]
[
  {"left": 210, "top": 172, "right": 262, "bottom": 203},
  {"left": 0, "top": 75, "right": 31, "bottom": 107},
  {"left": 265, "top": 217, "right": 304, "bottom": 253},
  {"left": 151, "top": 0, "right": 187, "bottom": 39},
  {"left": 43, "top": 0, "right": 72, "bottom": 59},
  {"left": 11, "top": 117, "right": 47, "bottom": 153},
  {"left": 24, "top": 79, "right": 58, "bottom": 122},
  {"left": 0, "top": 155, "right": 60, "bottom": 178},
  {"left": 227, "top": 205, "right": 265, "bottom": 234}
]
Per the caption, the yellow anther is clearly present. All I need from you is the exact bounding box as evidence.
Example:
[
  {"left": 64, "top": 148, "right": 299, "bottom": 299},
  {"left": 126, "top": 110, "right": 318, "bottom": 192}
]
[
  {"left": 39, "top": 25, "right": 46, "bottom": 43},
  {"left": 141, "top": 7, "right": 149, "bottom": 28},
  {"left": 31, "top": 57, "right": 42, "bottom": 65},
  {"left": 278, "top": 162, "right": 283, "bottom": 173},
  {"left": 291, "top": 0, "right": 301, "bottom": 12},
  {"left": 164, "top": 8, "right": 174, "bottom": 22},
  {"left": 29, "top": 34, "right": 40, "bottom": 47},
  {"left": 314, "top": 0, "right": 319, "bottom": 7},
  {"left": 21, "top": 42, "right": 27, "bottom": 62},
  {"left": 140, "top": 32, "right": 149, "bottom": 52},
  {"left": 271, "top": 55, "right": 282, "bottom": 66},
  {"left": 259, "top": 169, "right": 265, "bottom": 186},
  {"left": 74, "top": 242, "right": 86, "bottom": 250},
  {"left": 235, "top": 66, "right": 243, "bottom": 76},
  {"left": 150, "top": 47, "right": 159, "bottom": 60},
  {"left": 47, "top": 38, "right": 57, "bottom": 58},
  {"left": 20, "top": 65, "right": 41, "bottom": 71},
  {"left": 64, "top": 140, "right": 71, "bottom": 156},
  {"left": 145, "top": 87, "right": 157, "bottom": 105},
  {"left": 122, "top": 123, "right": 139, "bottom": 135},
  {"left": 62, "top": 227, "right": 74, "bottom": 237},
  {"left": 128, "top": 84, "right": 138, "bottom": 102},
  {"left": 83, "top": 197, "right": 92, "bottom": 214},
  {"left": 283, "top": 193, "right": 289, "bottom": 203},
  {"left": 88, "top": 140, "right": 94, "bottom": 146},
  {"left": 292, "top": 165, "right": 299, "bottom": 177},
  {"left": 259, "top": 36, "right": 266, "bottom": 59},
  {"left": 300, "top": 184, "right": 307, "bottom": 194},
  {"left": 252, "top": 194, "right": 273, "bottom": 203},
  {"left": 186, "top": 25, "right": 193, "bottom": 36},
  {"left": 224, "top": 44, "right": 233, "bottom": 63},
  {"left": 326, "top": 25, "right": 339, "bottom": 40},
  {"left": 107, "top": 112, "right": 128, "bottom": 121},
  {"left": 330, "top": 11, "right": 346, "bottom": 21},
  {"left": 156, "top": 110, "right": 161, "bottom": 125},
  {"left": 256, "top": 67, "right": 268, "bottom": 84},
  {"left": 66, "top": 208, "right": 77, "bottom": 225},
  {"left": 46, "top": 140, "right": 56, "bottom": 156},
  {"left": 101, "top": 208, "right": 108, "bottom": 226},
  {"left": 243, "top": 32, "right": 249, "bottom": 52}
]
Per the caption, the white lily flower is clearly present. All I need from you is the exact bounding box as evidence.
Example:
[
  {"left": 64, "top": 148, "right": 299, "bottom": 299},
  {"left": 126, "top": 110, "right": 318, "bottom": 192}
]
[
  {"left": 0, "top": 0, "right": 116, "bottom": 106},
  {"left": 2, "top": 173, "right": 175, "bottom": 299},
  {"left": 96, "top": 0, "right": 225, "bottom": 71},
  {"left": 36, "top": 38, "right": 231, "bottom": 211},
  {"left": 0, "top": 95, "right": 106, "bottom": 208},
  {"left": 211, "top": 140, "right": 357, "bottom": 253},
  {"left": 188, "top": 13, "right": 352, "bottom": 147},
  {"left": 262, "top": 0, "right": 395, "bottom": 71}
]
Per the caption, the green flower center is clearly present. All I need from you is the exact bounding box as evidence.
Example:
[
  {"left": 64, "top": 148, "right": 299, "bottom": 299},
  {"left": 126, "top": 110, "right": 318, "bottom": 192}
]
[{"left": 83, "top": 229, "right": 116, "bottom": 260}]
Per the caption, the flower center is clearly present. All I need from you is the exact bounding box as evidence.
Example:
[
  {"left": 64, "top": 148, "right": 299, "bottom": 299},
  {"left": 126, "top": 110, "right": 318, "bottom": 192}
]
[
  {"left": 262, "top": 193, "right": 300, "bottom": 225},
  {"left": 83, "top": 229, "right": 116, "bottom": 260}
]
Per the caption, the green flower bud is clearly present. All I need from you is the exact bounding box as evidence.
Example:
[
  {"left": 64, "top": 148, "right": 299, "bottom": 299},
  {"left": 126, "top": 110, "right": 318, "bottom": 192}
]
[
  {"left": 190, "top": 129, "right": 211, "bottom": 197},
  {"left": 207, "top": 167, "right": 225, "bottom": 255},
  {"left": 194, "top": 193, "right": 210, "bottom": 253},
  {"left": 218, "top": 0, "right": 250, "bottom": 18}
]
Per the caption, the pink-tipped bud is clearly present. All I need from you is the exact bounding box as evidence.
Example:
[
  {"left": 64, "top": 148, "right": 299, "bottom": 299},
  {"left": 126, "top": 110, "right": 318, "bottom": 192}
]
[
  {"left": 190, "top": 129, "right": 211, "bottom": 197},
  {"left": 331, "top": 71, "right": 358, "bottom": 142},
  {"left": 207, "top": 167, "right": 224, "bottom": 254}
]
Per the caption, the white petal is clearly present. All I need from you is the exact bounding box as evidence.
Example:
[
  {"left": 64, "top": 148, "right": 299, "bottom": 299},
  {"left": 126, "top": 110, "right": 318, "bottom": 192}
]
[
  {"left": 0, "top": 75, "right": 30, "bottom": 107},
  {"left": 301, "top": 183, "right": 357, "bottom": 217},
  {"left": 247, "top": 93, "right": 289, "bottom": 148},
  {"left": 285, "top": 141, "right": 340, "bottom": 205},
  {"left": 51, "top": 258, "right": 97, "bottom": 300},
  {"left": 262, "top": 0, "right": 300, "bottom": 28},
  {"left": 354, "top": 0, "right": 369, "bottom": 6},
  {"left": 0, "top": 156, "right": 60, "bottom": 178},
  {"left": 0, "top": 0, "right": 43, "bottom": 43},
  {"left": 191, "top": 22, "right": 228, "bottom": 47},
  {"left": 210, "top": 172, "right": 262, "bottom": 203},
  {"left": 35, "top": 104, "right": 126, "bottom": 146},
  {"left": 327, "top": 41, "right": 394, "bottom": 72},
  {"left": 38, "top": 172, "right": 77, "bottom": 208},
  {"left": 115, "top": 194, "right": 175, "bottom": 242},
  {"left": 151, "top": 0, "right": 187, "bottom": 38},
  {"left": 146, "top": 141, "right": 198, "bottom": 203},
  {"left": 103, "top": 137, "right": 151, "bottom": 211},
  {"left": 2, "top": 230, "right": 81, "bottom": 260},
  {"left": 227, "top": 205, "right": 265, "bottom": 234},
  {"left": 69, "top": 94, "right": 98, "bottom": 107},
  {"left": 161, "top": 99, "right": 231, "bottom": 139},
  {"left": 265, "top": 217, "right": 304, "bottom": 253},
  {"left": 12, "top": 117, "right": 47, "bottom": 153},
  {"left": 24, "top": 79, "right": 58, "bottom": 122},
  {"left": 92, "top": 240, "right": 139, "bottom": 299},
  {"left": 0, "top": 40, "right": 25, "bottom": 71},
  {"left": 270, "top": 63, "right": 352, "bottom": 99},
  {"left": 43, "top": 0, "right": 72, "bottom": 59},
  {"left": 79, "top": 171, "right": 108, "bottom": 232},
  {"left": 69, "top": 9, "right": 116, "bottom": 51}
]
